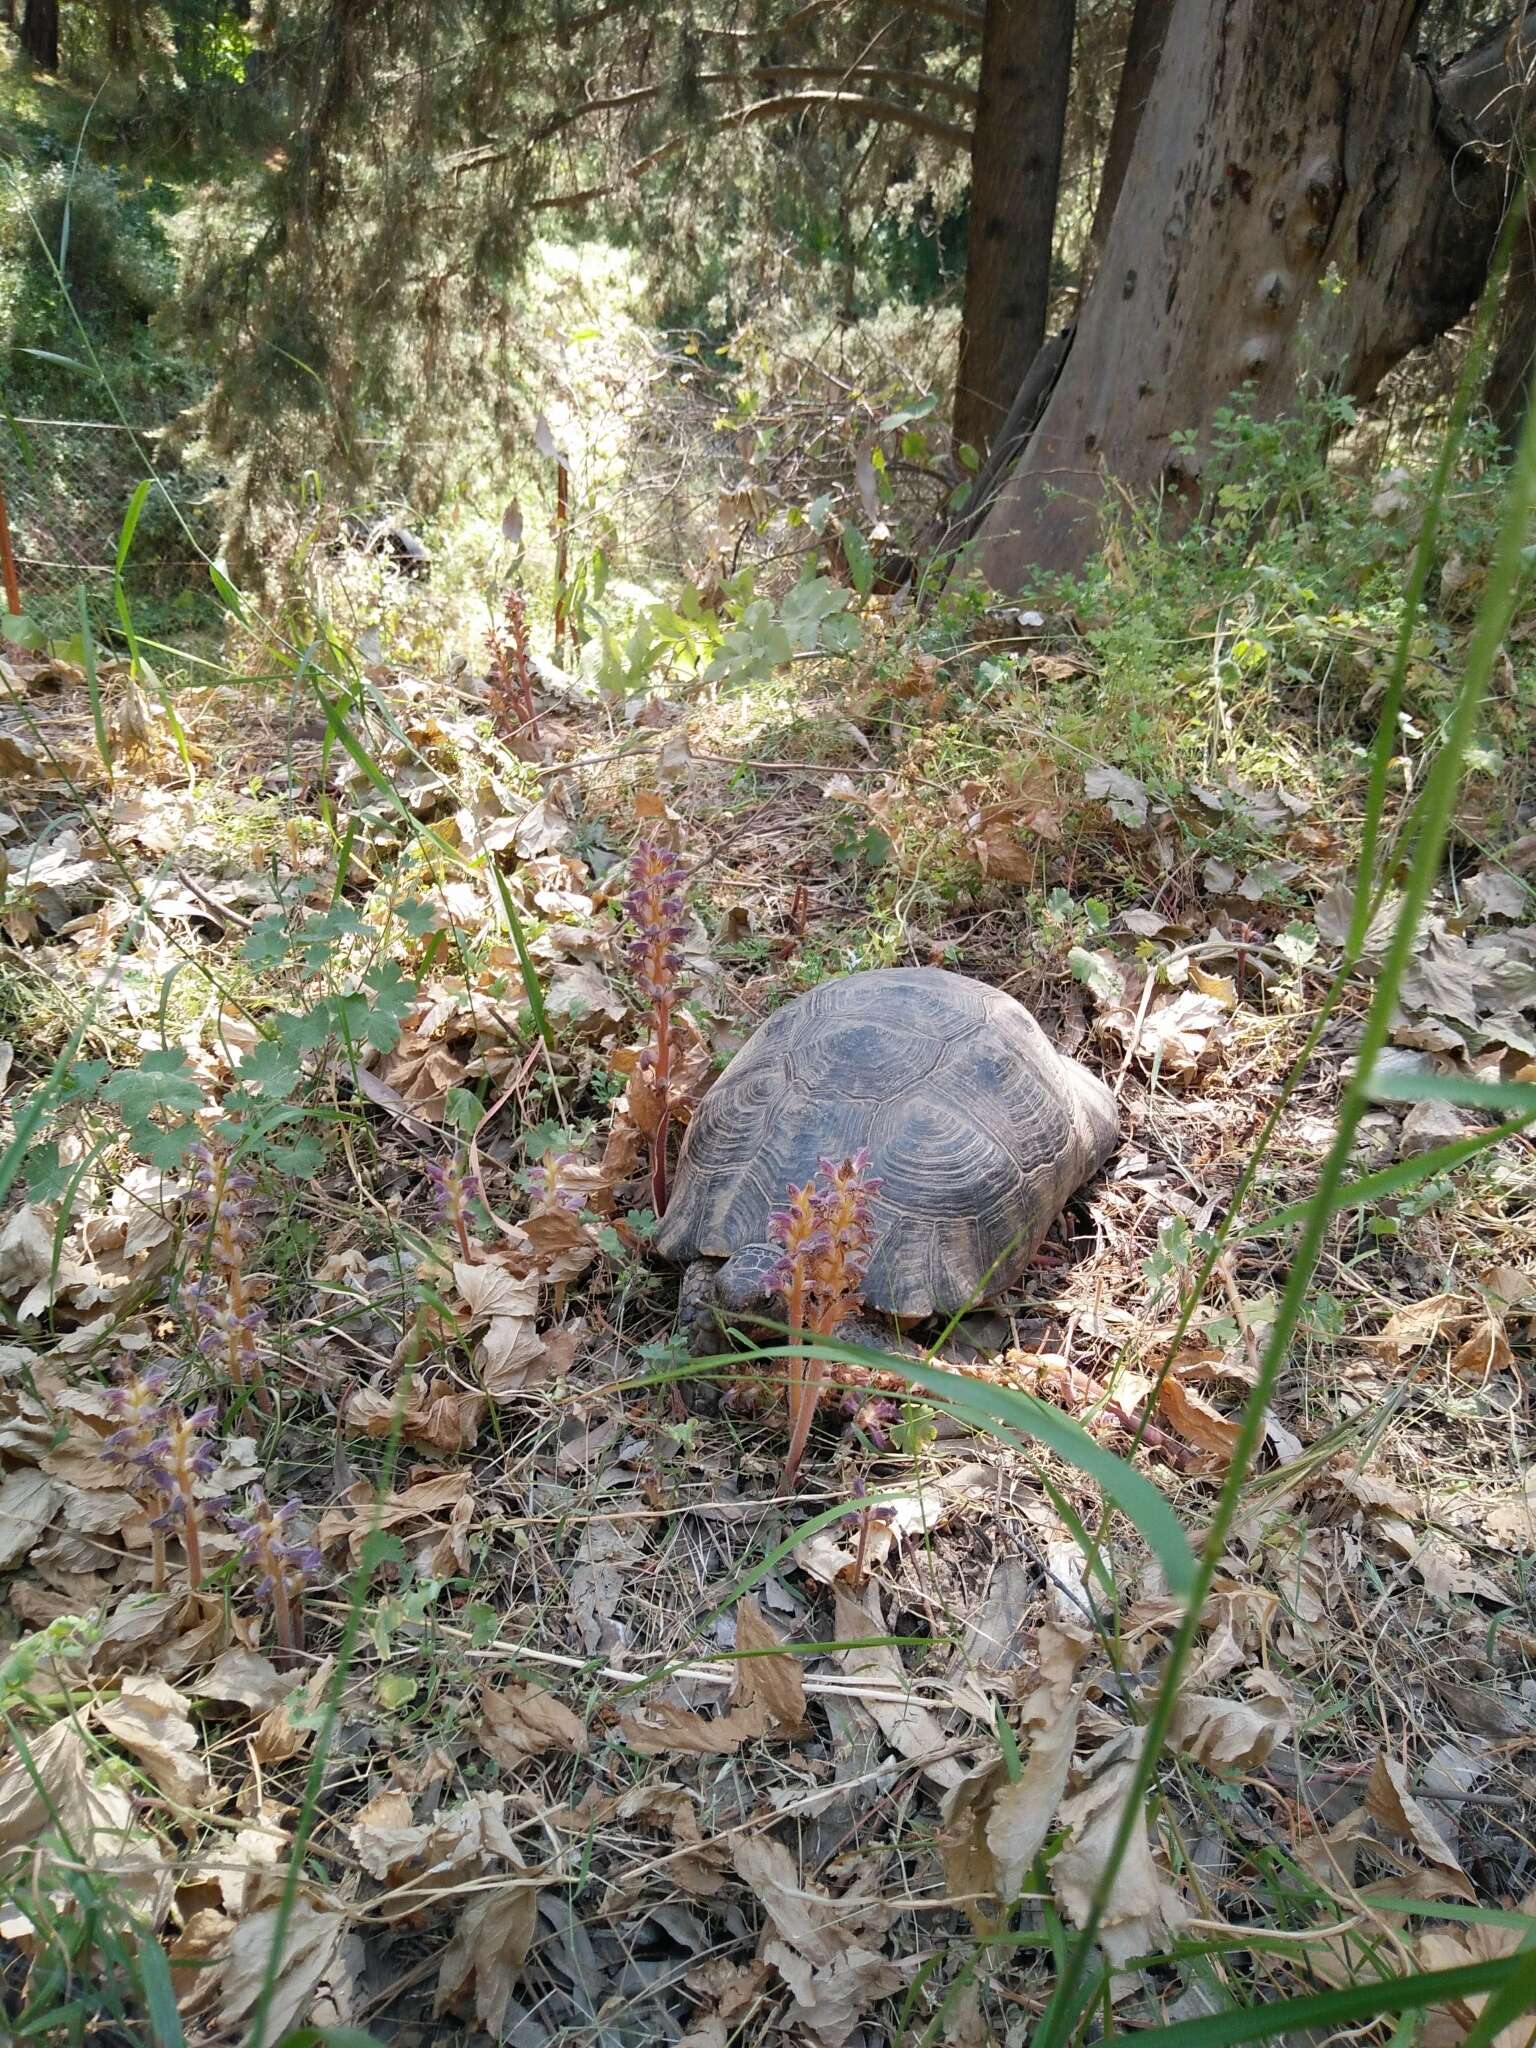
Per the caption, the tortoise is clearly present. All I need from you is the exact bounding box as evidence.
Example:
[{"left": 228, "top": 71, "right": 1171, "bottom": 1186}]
[{"left": 657, "top": 966, "right": 1118, "bottom": 1338}]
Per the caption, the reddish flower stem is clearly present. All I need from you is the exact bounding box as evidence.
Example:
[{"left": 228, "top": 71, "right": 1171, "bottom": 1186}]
[{"left": 650, "top": 999, "right": 672, "bottom": 1217}]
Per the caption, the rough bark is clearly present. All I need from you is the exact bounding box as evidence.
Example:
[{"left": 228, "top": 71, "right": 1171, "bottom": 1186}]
[
  {"left": 1087, "top": 0, "right": 1172, "bottom": 259},
  {"left": 952, "top": 0, "right": 1075, "bottom": 457},
  {"left": 18, "top": 0, "right": 58, "bottom": 68},
  {"left": 1437, "top": 13, "right": 1536, "bottom": 449},
  {"left": 970, "top": 0, "right": 1506, "bottom": 590}
]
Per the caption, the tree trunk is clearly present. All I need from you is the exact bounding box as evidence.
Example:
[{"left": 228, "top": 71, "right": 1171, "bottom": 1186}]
[
  {"left": 952, "top": 0, "right": 1075, "bottom": 458},
  {"left": 1087, "top": 0, "right": 1172, "bottom": 260},
  {"left": 103, "top": 0, "right": 135, "bottom": 67},
  {"left": 18, "top": 0, "right": 58, "bottom": 68},
  {"left": 970, "top": 0, "right": 1506, "bottom": 592}
]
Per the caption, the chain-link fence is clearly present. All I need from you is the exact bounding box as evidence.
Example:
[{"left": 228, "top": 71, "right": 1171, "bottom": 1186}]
[{"left": 0, "top": 415, "right": 215, "bottom": 640}]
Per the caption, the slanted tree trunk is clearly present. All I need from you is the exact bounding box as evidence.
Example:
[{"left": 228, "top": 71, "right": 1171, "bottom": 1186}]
[
  {"left": 1086, "top": 0, "right": 1172, "bottom": 261},
  {"left": 971, "top": 0, "right": 1506, "bottom": 591},
  {"left": 952, "top": 0, "right": 1075, "bottom": 458},
  {"left": 19, "top": 0, "right": 58, "bottom": 68}
]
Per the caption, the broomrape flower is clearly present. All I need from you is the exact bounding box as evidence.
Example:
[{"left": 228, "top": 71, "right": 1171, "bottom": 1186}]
[
  {"left": 227, "top": 1489, "right": 321, "bottom": 1666},
  {"left": 427, "top": 1156, "right": 481, "bottom": 1260},
  {"left": 522, "top": 1151, "right": 586, "bottom": 1215},
  {"left": 767, "top": 1151, "right": 881, "bottom": 1486},
  {"left": 186, "top": 1142, "right": 268, "bottom": 1399},
  {"left": 624, "top": 837, "right": 690, "bottom": 1215},
  {"left": 136, "top": 1401, "right": 222, "bottom": 1592}
]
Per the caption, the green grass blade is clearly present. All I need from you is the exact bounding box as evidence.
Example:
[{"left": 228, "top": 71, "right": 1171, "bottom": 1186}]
[
  {"left": 115, "top": 478, "right": 152, "bottom": 578},
  {"left": 1364, "top": 1070, "right": 1536, "bottom": 1113},
  {"left": 75, "top": 586, "right": 112, "bottom": 779},
  {"left": 137, "top": 1933, "right": 187, "bottom": 2048},
  {"left": 1118, "top": 1956, "right": 1527, "bottom": 2048},
  {"left": 764, "top": 1333, "right": 1195, "bottom": 1598},
  {"left": 1031, "top": 190, "right": 1536, "bottom": 2048},
  {"left": 1250, "top": 1117, "right": 1533, "bottom": 1234},
  {"left": 487, "top": 862, "right": 553, "bottom": 1050}
]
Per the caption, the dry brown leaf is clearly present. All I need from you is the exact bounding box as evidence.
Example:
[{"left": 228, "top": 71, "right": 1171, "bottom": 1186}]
[
  {"left": 1052, "top": 1732, "right": 1188, "bottom": 1980},
  {"left": 0, "top": 1721, "right": 168, "bottom": 1928},
  {"left": 1417, "top": 1884, "right": 1536, "bottom": 2048},
  {"left": 1156, "top": 1376, "right": 1240, "bottom": 1462},
  {"left": 1366, "top": 1755, "right": 1476, "bottom": 1901},
  {"left": 220, "top": 1897, "right": 360, "bottom": 2038},
  {"left": 253, "top": 1656, "right": 334, "bottom": 1765},
  {"left": 970, "top": 805, "right": 1038, "bottom": 882},
  {"left": 619, "top": 1696, "right": 772, "bottom": 1756},
  {"left": 941, "top": 1620, "right": 1089, "bottom": 1927},
  {"left": 1371, "top": 1294, "right": 1476, "bottom": 1359},
  {"left": 94, "top": 1675, "right": 213, "bottom": 1807},
  {"left": 1188, "top": 961, "right": 1239, "bottom": 1009},
  {"left": 733, "top": 1595, "right": 808, "bottom": 1737},
  {"left": 480, "top": 1680, "right": 588, "bottom": 1763},
  {"left": 733, "top": 1834, "right": 908, "bottom": 2048},
  {"left": 350, "top": 1785, "right": 414, "bottom": 1868},
  {"left": 1168, "top": 1671, "right": 1291, "bottom": 1770},
  {"left": 343, "top": 1377, "right": 486, "bottom": 1452},
  {"left": 1448, "top": 1321, "right": 1514, "bottom": 1380},
  {"left": 834, "top": 1585, "right": 964, "bottom": 1791},
  {"left": 350, "top": 1790, "right": 520, "bottom": 1922},
  {"left": 319, "top": 1472, "right": 473, "bottom": 1563},
  {"left": 0, "top": 1469, "right": 63, "bottom": 1569},
  {"left": 433, "top": 1876, "right": 543, "bottom": 2032},
  {"left": 168, "top": 1907, "right": 235, "bottom": 2017},
  {"left": 569, "top": 1519, "right": 643, "bottom": 1653},
  {"left": 453, "top": 1259, "right": 549, "bottom": 1394}
]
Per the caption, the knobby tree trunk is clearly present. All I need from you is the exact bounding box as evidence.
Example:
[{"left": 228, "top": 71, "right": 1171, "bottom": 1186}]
[
  {"left": 18, "top": 0, "right": 58, "bottom": 68},
  {"left": 971, "top": 0, "right": 1505, "bottom": 591},
  {"left": 952, "top": 0, "right": 1075, "bottom": 458}
]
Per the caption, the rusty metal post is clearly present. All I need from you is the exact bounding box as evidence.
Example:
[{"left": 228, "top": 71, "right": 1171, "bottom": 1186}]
[
  {"left": 0, "top": 468, "right": 20, "bottom": 616},
  {"left": 553, "top": 452, "right": 569, "bottom": 667}
]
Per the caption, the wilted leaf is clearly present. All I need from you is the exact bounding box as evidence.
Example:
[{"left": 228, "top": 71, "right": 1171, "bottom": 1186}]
[
  {"left": 1366, "top": 1755, "right": 1476, "bottom": 1900},
  {"left": 1448, "top": 1320, "right": 1514, "bottom": 1379},
  {"left": 1188, "top": 961, "right": 1238, "bottom": 1009},
  {"left": 344, "top": 1376, "right": 486, "bottom": 1451},
  {"left": 941, "top": 1621, "right": 1089, "bottom": 1927},
  {"left": 434, "top": 1876, "right": 543, "bottom": 2031},
  {"left": 733, "top": 1834, "right": 908, "bottom": 2048},
  {"left": 1084, "top": 765, "right": 1149, "bottom": 828},
  {"left": 619, "top": 1696, "right": 772, "bottom": 1755},
  {"left": 1462, "top": 867, "right": 1528, "bottom": 921},
  {"left": 454, "top": 1259, "right": 548, "bottom": 1394},
  {"left": 1052, "top": 1732, "right": 1188, "bottom": 1979},
  {"left": 252, "top": 1656, "right": 334, "bottom": 1765},
  {"left": 834, "top": 1585, "right": 963, "bottom": 1790},
  {"left": 1156, "top": 1376, "right": 1240, "bottom": 1462},
  {"left": 733, "top": 1595, "right": 807, "bottom": 1737},
  {"left": 1168, "top": 1671, "right": 1291, "bottom": 1769},
  {"left": 0, "top": 1469, "right": 62, "bottom": 1569},
  {"left": 350, "top": 1790, "right": 520, "bottom": 1921},
  {"left": 94, "top": 1675, "right": 213, "bottom": 1807},
  {"left": 480, "top": 1680, "right": 587, "bottom": 1763},
  {"left": 220, "top": 1897, "right": 360, "bottom": 2037}
]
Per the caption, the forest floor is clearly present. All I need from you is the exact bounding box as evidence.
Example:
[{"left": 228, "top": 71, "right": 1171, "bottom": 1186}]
[{"left": 0, "top": 541, "right": 1532, "bottom": 2046}]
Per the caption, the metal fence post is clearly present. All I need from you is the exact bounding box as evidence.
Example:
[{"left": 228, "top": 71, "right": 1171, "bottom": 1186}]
[{"left": 0, "top": 467, "right": 20, "bottom": 615}]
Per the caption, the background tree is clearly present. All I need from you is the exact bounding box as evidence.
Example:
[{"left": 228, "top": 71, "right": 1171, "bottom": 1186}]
[
  {"left": 952, "top": 0, "right": 1074, "bottom": 456},
  {"left": 18, "top": 0, "right": 59, "bottom": 67},
  {"left": 969, "top": 0, "right": 1528, "bottom": 588}
]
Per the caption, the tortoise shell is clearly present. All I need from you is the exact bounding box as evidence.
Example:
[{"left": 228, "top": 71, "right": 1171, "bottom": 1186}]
[{"left": 655, "top": 966, "right": 1118, "bottom": 1316}]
